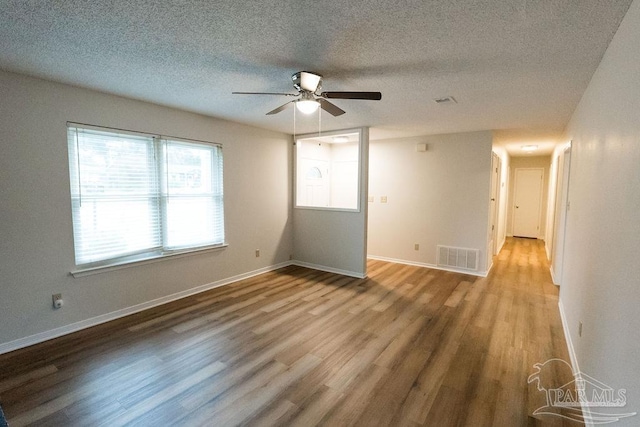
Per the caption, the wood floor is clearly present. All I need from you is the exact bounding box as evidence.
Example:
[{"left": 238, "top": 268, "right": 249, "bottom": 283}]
[{"left": 0, "top": 238, "right": 578, "bottom": 426}]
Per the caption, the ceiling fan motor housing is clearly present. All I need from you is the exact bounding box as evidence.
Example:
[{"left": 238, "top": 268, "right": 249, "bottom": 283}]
[{"left": 292, "top": 71, "right": 322, "bottom": 93}]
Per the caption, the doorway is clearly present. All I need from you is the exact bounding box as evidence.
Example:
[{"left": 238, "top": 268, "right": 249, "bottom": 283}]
[{"left": 513, "top": 168, "right": 544, "bottom": 238}]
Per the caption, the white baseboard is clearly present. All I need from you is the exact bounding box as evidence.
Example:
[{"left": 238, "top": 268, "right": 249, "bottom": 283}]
[
  {"left": 558, "top": 298, "right": 580, "bottom": 374},
  {"left": 291, "top": 261, "right": 366, "bottom": 279},
  {"left": 558, "top": 298, "right": 592, "bottom": 426},
  {"left": 0, "top": 261, "right": 293, "bottom": 355},
  {"left": 545, "top": 241, "right": 552, "bottom": 261},
  {"left": 550, "top": 267, "right": 556, "bottom": 284},
  {"left": 366, "top": 255, "right": 488, "bottom": 277}
]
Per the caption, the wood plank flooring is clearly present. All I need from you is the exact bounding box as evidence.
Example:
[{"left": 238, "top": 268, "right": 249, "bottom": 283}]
[{"left": 0, "top": 238, "right": 578, "bottom": 426}]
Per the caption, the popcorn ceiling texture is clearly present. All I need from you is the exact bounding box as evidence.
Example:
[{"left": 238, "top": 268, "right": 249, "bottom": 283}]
[{"left": 0, "top": 0, "right": 633, "bottom": 142}]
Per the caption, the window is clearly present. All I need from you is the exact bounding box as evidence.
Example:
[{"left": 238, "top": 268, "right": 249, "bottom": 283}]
[
  {"left": 295, "top": 131, "right": 361, "bottom": 211},
  {"left": 67, "top": 125, "right": 224, "bottom": 269}
]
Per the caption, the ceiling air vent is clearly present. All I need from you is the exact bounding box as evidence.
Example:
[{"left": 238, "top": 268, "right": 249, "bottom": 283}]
[{"left": 434, "top": 96, "right": 457, "bottom": 104}]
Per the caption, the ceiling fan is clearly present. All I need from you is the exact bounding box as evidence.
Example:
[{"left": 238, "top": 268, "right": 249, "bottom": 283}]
[{"left": 232, "top": 71, "right": 382, "bottom": 116}]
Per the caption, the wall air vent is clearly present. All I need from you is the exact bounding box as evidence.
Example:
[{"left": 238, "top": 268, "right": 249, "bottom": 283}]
[{"left": 437, "top": 246, "right": 478, "bottom": 271}]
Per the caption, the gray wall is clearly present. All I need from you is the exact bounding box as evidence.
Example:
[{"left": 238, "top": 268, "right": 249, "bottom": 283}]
[
  {"left": 367, "top": 131, "right": 492, "bottom": 275},
  {"left": 561, "top": 0, "right": 640, "bottom": 422},
  {"left": 0, "top": 70, "right": 293, "bottom": 348}
]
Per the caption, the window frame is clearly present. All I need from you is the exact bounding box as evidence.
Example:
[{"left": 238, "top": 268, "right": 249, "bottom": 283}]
[
  {"left": 294, "top": 128, "right": 364, "bottom": 212},
  {"left": 67, "top": 123, "right": 226, "bottom": 276}
]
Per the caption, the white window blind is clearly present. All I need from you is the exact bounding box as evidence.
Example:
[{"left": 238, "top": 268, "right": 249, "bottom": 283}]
[
  {"left": 162, "top": 140, "right": 224, "bottom": 249},
  {"left": 67, "top": 125, "right": 224, "bottom": 267}
]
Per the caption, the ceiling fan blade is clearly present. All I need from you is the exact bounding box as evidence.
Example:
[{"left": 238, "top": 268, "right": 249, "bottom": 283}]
[
  {"left": 299, "top": 71, "right": 322, "bottom": 92},
  {"left": 266, "top": 101, "right": 294, "bottom": 115},
  {"left": 232, "top": 92, "right": 298, "bottom": 96},
  {"left": 318, "top": 99, "right": 346, "bottom": 116},
  {"left": 320, "top": 91, "right": 382, "bottom": 100}
]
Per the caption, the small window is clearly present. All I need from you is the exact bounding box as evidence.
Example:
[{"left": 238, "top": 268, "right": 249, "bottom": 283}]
[
  {"left": 306, "top": 166, "right": 323, "bottom": 179},
  {"left": 67, "top": 125, "right": 225, "bottom": 268}
]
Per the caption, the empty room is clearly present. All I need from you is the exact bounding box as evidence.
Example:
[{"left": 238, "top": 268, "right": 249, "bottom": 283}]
[{"left": 1, "top": 1, "right": 639, "bottom": 426}]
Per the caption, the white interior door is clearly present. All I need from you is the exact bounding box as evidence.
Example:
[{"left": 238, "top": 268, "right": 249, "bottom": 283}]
[{"left": 513, "top": 168, "right": 543, "bottom": 238}]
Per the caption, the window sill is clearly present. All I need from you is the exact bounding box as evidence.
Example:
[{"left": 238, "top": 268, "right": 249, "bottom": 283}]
[
  {"left": 70, "top": 243, "right": 228, "bottom": 278},
  {"left": 294, "top": 205, "right": 360, "bottom": 213}
]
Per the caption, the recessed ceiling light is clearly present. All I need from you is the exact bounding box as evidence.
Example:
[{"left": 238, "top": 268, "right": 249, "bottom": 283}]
[
  {"left": 521, "top": 145, "right": 538, "bottom": 152},
  {"left": 332, "top": 136, "right": 349, "bottom": 143}
]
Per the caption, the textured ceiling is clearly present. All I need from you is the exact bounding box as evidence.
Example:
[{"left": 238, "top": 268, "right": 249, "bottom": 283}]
[{"left": 0, "top": 0, "right": 633, "bottom": 154}]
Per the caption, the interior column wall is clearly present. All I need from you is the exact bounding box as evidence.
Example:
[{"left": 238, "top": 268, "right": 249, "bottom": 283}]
[{"left": 292, "top": 128, "right": 369, "bottom": 278}]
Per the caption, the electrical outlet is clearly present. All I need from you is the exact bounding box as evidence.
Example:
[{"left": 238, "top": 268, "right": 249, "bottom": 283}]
[
  {"left": 52, "top": 293, "right": 63, "bottom": 309},
  {"left": 414, "top": 243, "right": 420, "bottom": 251},
  {"left": 255, "top": 249, "right": 260, "bottom": 257},
  {"left": 368, "top": 196, "right": 374, "bottom": 203},
  {"left": 380, "top": 196, "right": 388, "bottom": 203}
]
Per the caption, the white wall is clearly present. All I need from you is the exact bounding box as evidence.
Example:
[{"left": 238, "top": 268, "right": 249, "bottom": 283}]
[
  {"left": 0, "top": 70, "right": 293, "bottom": 350},
  {"left": 506, "top": 155, "right": 551, "bottom": 239},
  {"left": 368, "top": 131, "right": 492, "bottom": 275},
  {"left": 560, "top": 0, "right": 640, "bottom": 422}
]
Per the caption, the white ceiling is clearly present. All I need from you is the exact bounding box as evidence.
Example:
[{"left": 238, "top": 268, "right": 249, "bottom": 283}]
[{"left": 0, "top": 1, "right": 633, "bottom": 156}]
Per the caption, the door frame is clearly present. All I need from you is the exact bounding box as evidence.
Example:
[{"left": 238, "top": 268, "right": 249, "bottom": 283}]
[
  {"left": 488, "top": 152, "right": 501, "bottom": 256},
  {"left": 512, "top": 167, "right": 544, "bottom": 238},
  {"left": 551, "top": 144, "right": 572, "bottom": 285}
]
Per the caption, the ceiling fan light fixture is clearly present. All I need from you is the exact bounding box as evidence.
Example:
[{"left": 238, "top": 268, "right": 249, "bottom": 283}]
[
  {"left": 233, "top": 71, "right": 380, "bottom": 117},
  {"left": 296, "top": 99, "right": 320, "bottom": 114}
]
